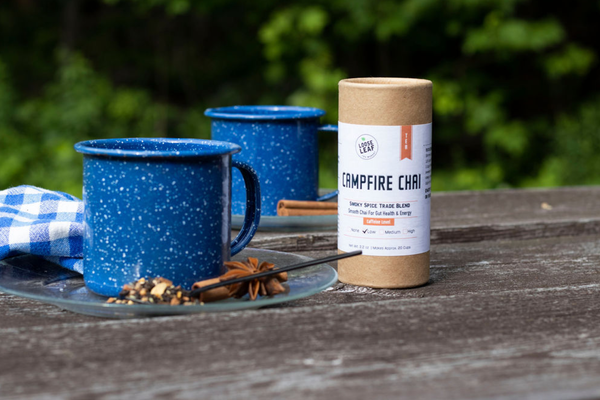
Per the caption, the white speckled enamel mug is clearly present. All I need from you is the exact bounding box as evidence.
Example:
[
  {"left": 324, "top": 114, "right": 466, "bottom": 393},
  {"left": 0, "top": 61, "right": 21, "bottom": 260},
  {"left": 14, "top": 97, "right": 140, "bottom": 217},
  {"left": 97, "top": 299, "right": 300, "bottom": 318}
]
[
  {"left": 205, "top": 106, "right": 337, "bottom": 216},
  {"left": 74, "top": 138, "right": 261, "bottom": 297}
]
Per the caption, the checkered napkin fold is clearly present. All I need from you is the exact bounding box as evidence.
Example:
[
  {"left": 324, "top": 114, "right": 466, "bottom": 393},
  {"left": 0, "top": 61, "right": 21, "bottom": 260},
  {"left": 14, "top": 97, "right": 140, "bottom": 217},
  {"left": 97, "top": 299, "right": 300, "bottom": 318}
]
[{"left": 0, "top": 186, "right": 83, "bottom": 274}]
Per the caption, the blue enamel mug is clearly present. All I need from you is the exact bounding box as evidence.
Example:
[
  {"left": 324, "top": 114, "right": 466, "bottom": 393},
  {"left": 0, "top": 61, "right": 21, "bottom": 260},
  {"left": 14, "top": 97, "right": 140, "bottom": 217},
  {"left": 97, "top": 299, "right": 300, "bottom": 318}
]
[
  {"left": 205, "top": 106, "right": 337, "bottom": 216},
  {"left": 74, "top": 138, "right": 261, "bottom": 297}
]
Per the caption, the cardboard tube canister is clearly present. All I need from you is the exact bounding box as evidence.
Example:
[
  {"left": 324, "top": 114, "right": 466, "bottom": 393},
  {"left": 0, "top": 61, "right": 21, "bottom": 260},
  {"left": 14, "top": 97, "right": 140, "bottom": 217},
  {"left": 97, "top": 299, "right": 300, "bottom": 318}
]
[{"left": 338, "top": 78, "right": 432, "bottom": 288}]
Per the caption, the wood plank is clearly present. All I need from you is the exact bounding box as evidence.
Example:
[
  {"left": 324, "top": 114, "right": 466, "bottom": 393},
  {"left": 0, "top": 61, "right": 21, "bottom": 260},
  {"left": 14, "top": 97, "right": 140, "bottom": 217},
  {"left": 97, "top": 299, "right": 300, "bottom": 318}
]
[
  {"left": 248, "top": 186, "right": 600, "bottom": 251},
  {"left": 280, "top": 233, "right": 600, "bottom": 307},
  {"left": 3, "top": 232, "right": 598, "bottom": 328},
  {"left": 1, "top": 274, "right": 600, "bottom": 399},
  {"left": 2, "top": 234, "right": 600, "bottom": 398},
  {"left": 1, "top": 233, "right": 598, "bottom": 325}
]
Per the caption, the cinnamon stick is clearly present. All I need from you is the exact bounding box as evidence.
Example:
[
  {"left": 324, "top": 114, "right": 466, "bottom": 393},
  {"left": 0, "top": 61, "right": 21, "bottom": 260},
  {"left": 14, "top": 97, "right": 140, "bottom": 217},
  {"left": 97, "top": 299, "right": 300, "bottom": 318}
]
[
  {"left": 191, "top": 278, "right": 231, "bottom": 302},
  {"left": 277, "top": 200, "right": 338, "bottom": 216}
]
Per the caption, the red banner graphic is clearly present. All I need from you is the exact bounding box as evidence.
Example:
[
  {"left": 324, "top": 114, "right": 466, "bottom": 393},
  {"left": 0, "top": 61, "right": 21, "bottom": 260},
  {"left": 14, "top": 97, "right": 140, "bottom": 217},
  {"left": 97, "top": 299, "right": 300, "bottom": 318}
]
[{"left": 401, "top": 125, "right": 412, "bottom": 160}]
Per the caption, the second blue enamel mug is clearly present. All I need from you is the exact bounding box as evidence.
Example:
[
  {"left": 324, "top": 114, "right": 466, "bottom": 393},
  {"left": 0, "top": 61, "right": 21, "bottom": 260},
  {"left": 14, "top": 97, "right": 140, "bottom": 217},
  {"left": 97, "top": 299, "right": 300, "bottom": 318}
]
[
  {"left": 205, "top": 106, "right": 337, "bottom": 216},
  {"left": 74, "top": 138, "right": 261, "bottom": 297}
]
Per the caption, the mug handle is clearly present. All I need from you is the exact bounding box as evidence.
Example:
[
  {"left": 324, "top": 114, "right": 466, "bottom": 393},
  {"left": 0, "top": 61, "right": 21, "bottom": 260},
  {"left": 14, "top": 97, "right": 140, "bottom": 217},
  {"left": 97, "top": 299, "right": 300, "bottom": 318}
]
[
  {"left": 316, "top": 124, "right": 339, "bottom": 201},
  {"left": 230, "top": 160, "right": 261, "bottom": 256}
]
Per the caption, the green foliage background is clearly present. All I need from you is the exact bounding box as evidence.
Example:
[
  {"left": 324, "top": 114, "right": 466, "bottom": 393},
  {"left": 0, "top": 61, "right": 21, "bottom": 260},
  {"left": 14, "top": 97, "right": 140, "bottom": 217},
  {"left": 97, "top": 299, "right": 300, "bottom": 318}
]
[{"left": 0, "top": 0, "right": 599, "bottom": 197}]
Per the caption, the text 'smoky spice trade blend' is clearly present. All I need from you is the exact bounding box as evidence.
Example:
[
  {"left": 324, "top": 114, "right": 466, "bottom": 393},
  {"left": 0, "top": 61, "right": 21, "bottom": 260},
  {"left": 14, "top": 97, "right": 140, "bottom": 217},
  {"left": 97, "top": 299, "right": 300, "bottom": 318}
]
[{"left": 338, "top": 78, "right": 432, "bottom": 288}]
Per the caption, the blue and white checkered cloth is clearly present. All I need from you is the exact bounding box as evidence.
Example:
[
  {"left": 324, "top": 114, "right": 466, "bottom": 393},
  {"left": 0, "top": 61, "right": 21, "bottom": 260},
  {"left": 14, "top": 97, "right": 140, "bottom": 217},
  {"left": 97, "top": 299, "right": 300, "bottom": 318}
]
[{"left": 0, "top": 186, "right": 83, "bottom": 273}]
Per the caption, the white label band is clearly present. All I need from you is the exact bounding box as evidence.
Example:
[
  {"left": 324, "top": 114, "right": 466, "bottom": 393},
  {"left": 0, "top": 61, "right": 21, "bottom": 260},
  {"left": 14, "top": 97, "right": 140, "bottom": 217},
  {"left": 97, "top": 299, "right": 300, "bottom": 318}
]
[{"left": 337, "top": 122, "right": 432, "bottom": 256}]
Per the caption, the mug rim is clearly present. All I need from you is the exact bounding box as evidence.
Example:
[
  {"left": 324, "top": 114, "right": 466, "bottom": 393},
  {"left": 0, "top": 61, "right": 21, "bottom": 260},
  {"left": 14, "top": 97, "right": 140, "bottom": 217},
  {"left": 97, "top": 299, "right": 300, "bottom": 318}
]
[
  {"left": 74, "top": 137, "right": 241, "bottom": 158},
  {"left": 204, "top": 105, "right": 326, "bottom": 120}
]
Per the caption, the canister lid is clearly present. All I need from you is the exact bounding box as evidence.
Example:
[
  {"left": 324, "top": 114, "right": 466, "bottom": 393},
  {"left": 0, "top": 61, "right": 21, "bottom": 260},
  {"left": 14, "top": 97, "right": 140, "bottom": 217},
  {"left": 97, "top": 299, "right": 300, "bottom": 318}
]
[{"left": 339, "top": 77, "right": 432, "bottom": 126}]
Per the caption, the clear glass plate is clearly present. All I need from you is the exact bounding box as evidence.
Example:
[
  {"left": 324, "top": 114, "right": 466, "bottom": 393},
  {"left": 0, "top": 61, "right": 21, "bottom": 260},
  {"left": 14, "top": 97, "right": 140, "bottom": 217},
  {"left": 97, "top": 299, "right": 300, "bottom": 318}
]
[{"left": 0, "top": 248, "right": 337, "bottom": 319}]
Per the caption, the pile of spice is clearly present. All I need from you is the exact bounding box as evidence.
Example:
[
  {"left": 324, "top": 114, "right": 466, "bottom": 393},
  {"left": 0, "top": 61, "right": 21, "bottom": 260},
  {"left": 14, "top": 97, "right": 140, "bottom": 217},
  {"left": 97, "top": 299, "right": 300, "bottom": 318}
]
[
  {"left": 106, "top": 277, "right": 198, "bottom": 305},
  {"left": 106, "top": 257, "right": 288, "bottom": 305}
]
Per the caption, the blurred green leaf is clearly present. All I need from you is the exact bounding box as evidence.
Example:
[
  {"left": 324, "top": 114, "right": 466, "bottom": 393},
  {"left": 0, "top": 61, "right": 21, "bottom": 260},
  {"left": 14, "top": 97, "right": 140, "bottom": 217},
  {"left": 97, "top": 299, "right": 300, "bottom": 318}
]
[
  {"left": 543, "top": 44, "right": 597, "bottom": 79},
  {"left": 485, "top": 121, "right": 528, "bottom": 156},
  {"left": 433, "top": 80, "right": 464, "bottom": 117},
  {"left": 548, "top": 98, "right": 600, "bottom": 185},
  {"left": 375, "top": 0, "right": 437, "bottom": 40},
  {"left": 463, "top": 16, "right": 565, "bottom": 54},
  {"left": 298, "top": 7, "right": 328, "bottom": 35}
]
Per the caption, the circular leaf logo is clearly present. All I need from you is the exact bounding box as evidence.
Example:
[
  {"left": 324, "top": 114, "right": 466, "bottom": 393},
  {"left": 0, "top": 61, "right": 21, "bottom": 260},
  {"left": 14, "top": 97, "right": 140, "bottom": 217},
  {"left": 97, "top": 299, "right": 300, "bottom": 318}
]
[{"left": 355, "top": 134, "right": 378, "bottom": 160}]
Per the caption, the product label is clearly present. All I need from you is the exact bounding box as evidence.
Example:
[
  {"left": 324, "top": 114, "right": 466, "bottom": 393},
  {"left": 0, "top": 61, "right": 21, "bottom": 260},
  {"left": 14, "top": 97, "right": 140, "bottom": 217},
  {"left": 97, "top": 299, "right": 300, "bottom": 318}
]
[{"left": 338, "top": 122, "right": 432, "bottom": 256}]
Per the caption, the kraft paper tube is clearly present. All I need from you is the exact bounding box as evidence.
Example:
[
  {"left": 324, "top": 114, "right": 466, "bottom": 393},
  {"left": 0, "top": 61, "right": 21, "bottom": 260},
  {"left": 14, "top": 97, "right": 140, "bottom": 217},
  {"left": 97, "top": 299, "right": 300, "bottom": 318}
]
[{"left": 338, "top": 77, "right": 432, "bottom": 288}]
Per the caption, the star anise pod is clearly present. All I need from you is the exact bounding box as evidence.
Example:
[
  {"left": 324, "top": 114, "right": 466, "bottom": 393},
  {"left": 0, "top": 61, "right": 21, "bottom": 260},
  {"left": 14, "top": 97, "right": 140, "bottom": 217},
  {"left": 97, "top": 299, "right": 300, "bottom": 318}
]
[{"left": 220, "top": 257, "right": 288, "bottom": 300}]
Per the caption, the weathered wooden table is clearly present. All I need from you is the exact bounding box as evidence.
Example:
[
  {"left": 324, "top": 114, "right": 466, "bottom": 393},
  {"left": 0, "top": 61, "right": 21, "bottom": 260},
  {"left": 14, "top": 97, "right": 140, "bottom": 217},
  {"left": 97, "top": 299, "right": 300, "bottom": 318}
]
[{"left": 2, "top": 187, "right": 600, "bottom": 399}]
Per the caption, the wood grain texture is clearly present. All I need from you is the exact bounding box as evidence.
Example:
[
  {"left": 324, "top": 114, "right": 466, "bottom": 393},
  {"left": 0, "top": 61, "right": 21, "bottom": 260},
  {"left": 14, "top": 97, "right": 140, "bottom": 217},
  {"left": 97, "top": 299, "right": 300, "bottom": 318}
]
[
  {"left": 2, "top": 233, "right": 600, "bottom": 399},
  {"left": 249, "top": 186, "right": 600, "bottom": 251},
  {"left": 250, "top": 231, "right": 337, "bottom": 252}
]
